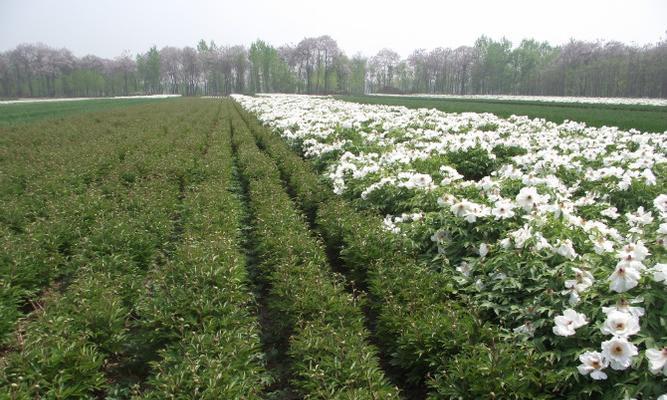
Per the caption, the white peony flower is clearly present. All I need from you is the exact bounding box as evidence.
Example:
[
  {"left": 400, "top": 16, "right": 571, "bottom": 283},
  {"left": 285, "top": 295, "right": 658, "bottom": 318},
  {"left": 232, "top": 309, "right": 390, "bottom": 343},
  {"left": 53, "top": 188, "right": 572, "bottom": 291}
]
[
  {"left": 565, "top": 268, "right": 594, "bottom": 294},
  {"left": 577, "top": 351, "right": 609, "bottom": 380},
  {"left": 492, "top": 200, "right": 516, "bottom": 220},
  {"left": 499, "top": 237, "right": 512, "bottom": 249},
  {"left": 653, "top": 194, "right": 667, "bottom": 213},
  {"left": 456, "top": 261, "right": 471, "bottom": 278},
  {"left": 553, "top": 309, "right": 588, "bottom": 337},
  {"left": 513, "top": 321, "right": 535, "bottom": 337},
  {"left": 601, "top": 337, "right": 638, "bottom": 370},
  {"left": 617, "top": 241, "right": 650, "bottom": 262},
  {"left": 516, "top": 187, "right": 548, "bottom": 212},
  {"left": 658, "top": 223, "right": 667, "bottom": 235},
  {"left": 437, "top": 193, "right": 456, "bottom": 207},
  {"left": 533, "top": 232, "right": 552, "bottom": 251},
  {"left": 591, "top": 235, "right": 615, "bottom": 254},
  {"left": 450, "top": 200, "right": 481, "bottom": 223},
  {"left": 602, "top": 299, "right": 645, "bottom": 319},
  {"left": 600, "top": 206, "right": 620, "bottom": 219},
  {"left": 510, "top": 225, "right": 533, "bottom": 248},
  {"left": 474, "top": 278, "right": 484, "bottom": 290},
  {"left": 608, "top": 261, "right": 642, "bottom": 293},
  {"left": 626, "top": 206, "right": 654, "bottom": 227},
  {"left": 600, "top": 310, "right": 640, "bottom": 338},
  {"left": 646, "top": 348, "right": 667, "bottom": 375},
  {"left": 451, "top": 200, "right": 471, "bottom": 218},
  {"left": 651, "top": 263, "right": 667, "bottom": 284},
  {"left": 555, "top": 239, "right": 578, "bottom": 259},
  {"left": 563, "top": 288, "right": 581, "bottom": 306},
  {"left": 478, "top": 243, "right": 489, "bottom": 258}
]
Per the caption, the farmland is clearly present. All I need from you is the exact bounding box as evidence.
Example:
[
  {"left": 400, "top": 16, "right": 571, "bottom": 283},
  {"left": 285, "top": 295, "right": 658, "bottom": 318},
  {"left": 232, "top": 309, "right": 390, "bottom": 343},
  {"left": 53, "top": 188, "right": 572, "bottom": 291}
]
[
  {"left": 0, "top": 96, "right": 180, "bottom": 127},
  {"left": 1, "top": 96, "right": 666, "bottom": 399},
  {"left": 338, "top": 94, "right": 667, "bottom": 133}
]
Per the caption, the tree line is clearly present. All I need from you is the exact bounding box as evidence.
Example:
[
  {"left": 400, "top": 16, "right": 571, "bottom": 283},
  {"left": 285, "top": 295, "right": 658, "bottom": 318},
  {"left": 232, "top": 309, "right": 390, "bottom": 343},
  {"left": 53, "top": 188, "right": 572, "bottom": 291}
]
[{"left": 1, "top": 35, "right": 666, "bottom": 98}]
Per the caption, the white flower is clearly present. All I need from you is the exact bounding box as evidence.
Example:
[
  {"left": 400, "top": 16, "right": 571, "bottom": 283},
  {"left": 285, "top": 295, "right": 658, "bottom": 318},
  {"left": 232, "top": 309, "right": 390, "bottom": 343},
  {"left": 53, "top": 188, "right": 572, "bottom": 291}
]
[
  {"left": 440, "top": 166, "right": 463, "bottom": 184},
  {"left": 653, "top": 194, "right": 667, "bottom": 213},
  {"left": 450, "top": 200, "right": 480, "bottom": 223},
  {"left": 600, "top": 310, "right": 640, "bottom": 338},
  {"left": 657, "top": 395, "right": 667, "bottom": 400},
  {"left": 451, "top": 200, "right": 471, "bottom": 218},
  {"left": 474, "top": 278, "right": 484, "bottom": 290},
  {"left": 608, "top": 261, "right": 642, "bottom": 293},
  {"left": 577, "top": 351, "right": 609, "bottom": 380},
  {"left": 510, "top": 225, "right": 533, "bottom": 248},
  {"left": 499, "top": 237, "right": 512, "bottom": 249},
  {"left": 456, "top": 261, "right": 471, "bottom": 278},
  {"left": 652, "top": 263, "right": 667, "bottom": 284},
  {"left": 533, "top": 232, "right": 552, "bottom": 251},
  {"left": 516, "top": 187, "right": 548, "bottom": 212},
  {"left": 513, "top": 321, "right": 535, "bottom": 337},
  {"left": 600, "top": 206, "right": 620, "bottom": 219},
  {"left": 642, "top": 168, "right": 657, "bottom": 185},
  {"left": 555, "top": 239, "right": 577, "bottom": 259},
  {"left": 565, "top": 268, "right": 594, "bottom": 294},
  {"left": 646, "top": 348, "right": 667, "bottom": 375},
  {"left": 563, "top": 288, "right": 581, "bottom": 306},
  {"left": 602, "top": 299, "right": 645, "bottom": 319},
  {"left": 601, "top": 337, "right": 638, "bottom": 370},
  {"left": 492, "top": 200, "right": 516, "bottom": 220},
  {"left": 626, "top": 206, "right": 654, "bottom": 226},
  {"left": 591, "top": 235, "right": 614, "bottom": 254},
  {"left": 478, "top": 243, "right": 489, "bottom": 258},
  {"left": 437, "top": 193, "right": 456, "bottom": 207},
  {"left": 617, "top": 241, "right": 650, "bottom": 262},
  {"left": 552, "top": 309, "right": 588, "bottom": 336}
]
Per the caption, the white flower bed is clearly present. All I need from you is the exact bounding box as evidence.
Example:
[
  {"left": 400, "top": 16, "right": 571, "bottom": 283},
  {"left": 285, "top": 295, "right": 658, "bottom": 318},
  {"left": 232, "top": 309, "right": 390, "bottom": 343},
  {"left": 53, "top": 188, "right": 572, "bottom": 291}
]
[
  {"left": 233, "top": 93, "right": 666, "bottom": 394},
  {"left": 369, "top": 93, "right": 667, "bottom": 107}
]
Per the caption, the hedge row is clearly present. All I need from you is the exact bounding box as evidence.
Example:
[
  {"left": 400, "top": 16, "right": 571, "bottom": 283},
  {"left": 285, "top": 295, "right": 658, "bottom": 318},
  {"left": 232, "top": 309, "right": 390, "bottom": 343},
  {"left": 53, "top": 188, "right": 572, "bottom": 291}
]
[
  {"left": 229, "top": 103, "right": 400, "bottom": 399},
  {"left": 236, "top": 103, "right": 549, "bottom": 399}
]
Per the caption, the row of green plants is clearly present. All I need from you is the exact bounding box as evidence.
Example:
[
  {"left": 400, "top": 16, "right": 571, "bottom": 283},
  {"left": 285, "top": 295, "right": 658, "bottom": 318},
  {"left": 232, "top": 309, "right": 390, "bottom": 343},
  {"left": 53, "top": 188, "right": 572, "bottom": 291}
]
[
  {"left": 135, "top": 109, "right": 269, "bottom": 399},
  {"left": 229, "top": 104, "right": 400, "bottom": 399},
  {"left": 0, "top": 100, "right": 216, "bottom": 344},
  {"left": 235, "top": 103, "right": 565, "bottom": 399},
  {"left": 0, "top": 100, "right": 251, "bottom": 397}
]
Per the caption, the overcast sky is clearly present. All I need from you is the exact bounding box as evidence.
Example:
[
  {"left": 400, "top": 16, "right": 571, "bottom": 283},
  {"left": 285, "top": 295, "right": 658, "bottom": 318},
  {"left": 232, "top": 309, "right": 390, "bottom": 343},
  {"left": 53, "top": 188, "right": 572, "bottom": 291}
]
[{"left": 1, "top": 0, "right": 666, "bottom": 58}]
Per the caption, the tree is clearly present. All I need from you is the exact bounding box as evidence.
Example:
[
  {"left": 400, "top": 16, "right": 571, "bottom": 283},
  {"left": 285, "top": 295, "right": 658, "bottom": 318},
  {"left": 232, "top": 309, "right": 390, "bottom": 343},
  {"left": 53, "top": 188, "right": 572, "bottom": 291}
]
[{"left": 369, "top": 48, "right": 400, "bottom": 92}]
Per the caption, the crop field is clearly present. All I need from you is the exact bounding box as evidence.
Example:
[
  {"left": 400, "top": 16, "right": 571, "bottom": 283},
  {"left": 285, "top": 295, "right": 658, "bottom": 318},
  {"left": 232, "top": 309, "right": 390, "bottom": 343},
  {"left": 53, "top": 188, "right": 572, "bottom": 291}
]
[
  {"left": 1, "top": 96, "right": 666, "bottom": 399},
  {"left": 338, "top": 94, "right": 667, "bottom": 133},
  {"left": 0, "top": 97, "right": 179, "bottom": 127}
]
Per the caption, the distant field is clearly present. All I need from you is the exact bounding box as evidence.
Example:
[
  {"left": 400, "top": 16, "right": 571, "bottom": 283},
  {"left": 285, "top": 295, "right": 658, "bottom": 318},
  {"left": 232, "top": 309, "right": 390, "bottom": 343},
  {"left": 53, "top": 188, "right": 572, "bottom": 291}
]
[
  {"left": 0, "top": 97, "right": 177, "bottom": 126},
  {"left": 337, "top": 94, "right": 667, "bottom": 132}
]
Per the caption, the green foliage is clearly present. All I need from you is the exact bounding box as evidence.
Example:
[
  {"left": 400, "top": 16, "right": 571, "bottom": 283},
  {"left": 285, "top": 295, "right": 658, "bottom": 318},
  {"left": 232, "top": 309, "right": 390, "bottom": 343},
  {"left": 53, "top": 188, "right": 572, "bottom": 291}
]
[
  {"left": 0, "top": 99, "right": 269, "bottom": 398},
  {"left": 446, "top": 146, "right": 498, "bottom": 180},
  {"left": 230, "top": 108, "right": 399, "bottom": 398}
]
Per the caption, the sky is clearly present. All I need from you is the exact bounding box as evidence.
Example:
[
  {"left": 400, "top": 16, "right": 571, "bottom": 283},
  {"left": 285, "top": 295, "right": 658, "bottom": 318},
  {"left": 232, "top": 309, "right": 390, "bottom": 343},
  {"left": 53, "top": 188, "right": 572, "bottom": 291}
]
[{"left": 1, "top": 0, "right": 666, "bottom": 58}]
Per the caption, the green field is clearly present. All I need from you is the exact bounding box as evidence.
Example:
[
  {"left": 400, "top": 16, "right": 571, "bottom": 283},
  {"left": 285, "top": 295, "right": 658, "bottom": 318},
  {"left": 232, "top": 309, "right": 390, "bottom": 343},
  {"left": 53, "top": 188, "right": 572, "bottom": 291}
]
[
  {"left": 337, "top": 95, "right": 667, "bottom": 133},
  {"left": 1, "top": 97, "right": 665, "bottom": 399},
  {"left": 0, "top": 98, "right": 401, "bottom": 399},
  {"left": 0, "top": 98, "right": 176, "bottom": 127}
]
